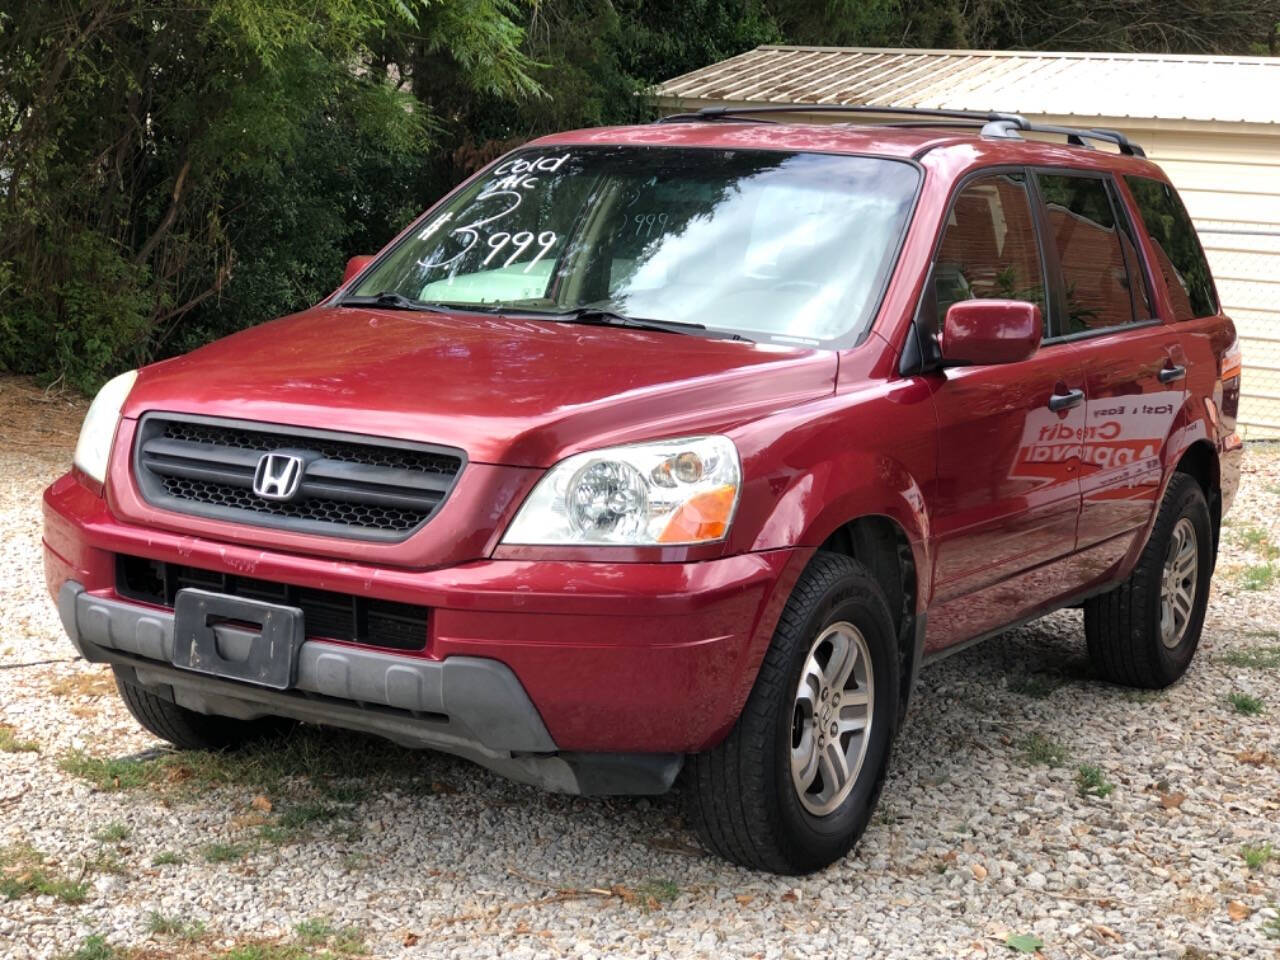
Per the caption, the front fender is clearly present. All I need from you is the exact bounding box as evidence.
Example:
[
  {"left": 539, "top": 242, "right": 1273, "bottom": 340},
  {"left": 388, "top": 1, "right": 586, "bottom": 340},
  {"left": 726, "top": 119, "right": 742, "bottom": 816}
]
[{"left": 728, "top": 381, "right": 937, "bottom": 612}]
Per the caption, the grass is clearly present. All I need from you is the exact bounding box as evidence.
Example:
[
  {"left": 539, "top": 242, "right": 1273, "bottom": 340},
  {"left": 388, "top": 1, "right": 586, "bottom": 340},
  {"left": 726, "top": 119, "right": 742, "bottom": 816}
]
[
  {"left": 0, "top": 844, "right": 89, "bottom": 904},
  {"left": 1242, "top": 843, "right": 1274, "bottom": 871},
  {"left": 201, "top": 842, "right": 249, "bottom": 864},
  {"left": 1006, "top": 673, "right": 1066, "bottom": 699},
  {"left": 1234, "top": 525, "right": 1277, "bottom": 553},
  {"left": 279, "top": 803, "right": 339, "bottom": 830},
  {"left": 1266, "top": 910, "right": 1280, "bottom": 939},
  {"left": 59, "top": 729, "right": 420, "bottom": 800},
  {"left": 60, "top": 752, "right": 160, "bottom": 791},
  {"left": 95, "top": 822, "right": 131, "bottom": 843},
  {"left": 1075, "top": 764, "right": 1116, "bottom": 799},
  {"left": 637, "top": 879, "right": 680, "bottom": 908},
  {"left": 0, "top": 723, "right": 38, "bottom": 753},
  {"left": 258, "top": 803, "right": 341, "bottom": 845},
  {"left": 152, "top": 851, "right": 185, "bottom": 866},
  {"left": 293, "top": 917, "right": 367, "bottom": 954},
  {"left": 1220, "top": 646, "right": 1280, "bottom": 669},
  {"left": 85, "top": 848, "right": 128, "bottom": 876},
  {"left": 1240, "top": 563, "right": 1277, "bottom": 592},
  {"left": 146, "top": 911, "right": 207, "bottom": 942},
  {"left": 1228, "top": 692, "right": 1265, "bottom": 716},
  {"left": 61, "top": 935, "right": 118, "bottom": 960},
  {"left": 1019, "top": 733, "right": 1069, "bottom": 768}
]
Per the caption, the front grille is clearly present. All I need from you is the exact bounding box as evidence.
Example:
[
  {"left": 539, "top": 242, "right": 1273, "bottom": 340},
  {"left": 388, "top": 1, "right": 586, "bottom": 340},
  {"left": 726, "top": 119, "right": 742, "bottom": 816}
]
[
  {"left": 133, "top": 414, "right": 465, "bottom": 541},
  {"left": 116, "top": 555, "right": 428, "bottom": 652}
]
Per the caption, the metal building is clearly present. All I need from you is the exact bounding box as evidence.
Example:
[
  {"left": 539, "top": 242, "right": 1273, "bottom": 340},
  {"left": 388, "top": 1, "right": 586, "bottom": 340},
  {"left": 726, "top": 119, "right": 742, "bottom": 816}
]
[{"left": 654, "top": 46, "right": 1280, "bottom": 437}]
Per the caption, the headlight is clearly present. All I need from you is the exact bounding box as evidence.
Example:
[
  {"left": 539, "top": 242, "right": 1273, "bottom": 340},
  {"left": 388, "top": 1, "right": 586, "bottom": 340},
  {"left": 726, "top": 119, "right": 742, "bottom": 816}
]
[
  {"left": 503, "top": 436, "right": 741, "bottom": 546},
  {"left": 73, "top": 370, "right": 137, "bottom": 485}
]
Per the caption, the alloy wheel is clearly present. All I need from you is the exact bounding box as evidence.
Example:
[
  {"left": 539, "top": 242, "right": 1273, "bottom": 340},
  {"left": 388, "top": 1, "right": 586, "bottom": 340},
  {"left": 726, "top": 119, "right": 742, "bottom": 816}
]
[
  {"left": 1160, "top": 516, "right": 1198, "bottom": 649},
  {"left": 789, "top": 621, "right": 874, "bottom": 816}
]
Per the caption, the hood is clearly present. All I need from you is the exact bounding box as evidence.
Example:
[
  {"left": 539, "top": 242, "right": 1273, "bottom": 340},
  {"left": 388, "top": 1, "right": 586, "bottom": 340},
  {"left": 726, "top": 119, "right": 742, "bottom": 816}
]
[{"left": 124, "top": 307, "right": 837, "bottom": 466}]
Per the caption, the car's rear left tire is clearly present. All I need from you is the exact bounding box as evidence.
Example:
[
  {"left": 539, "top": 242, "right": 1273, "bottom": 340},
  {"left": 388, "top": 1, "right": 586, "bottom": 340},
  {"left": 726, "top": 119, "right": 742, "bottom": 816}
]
[
  {"left": 1084, "top": 472, "right": 1214, "bottom": 689},
  {"left": 113, "top": 670, "right": 290, "bottom": 751},
  {"left": 687, "top": 551, "right": 899, "bottom": 874}
]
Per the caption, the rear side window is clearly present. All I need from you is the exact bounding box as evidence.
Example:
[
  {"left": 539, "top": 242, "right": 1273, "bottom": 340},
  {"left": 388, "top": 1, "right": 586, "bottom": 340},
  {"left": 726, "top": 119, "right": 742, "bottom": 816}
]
[
  {"left": 933, "top": 172, "right": 1046, "bottom": 333},
  {"left": 1037, "top": 174, "right": 1143, "bottom": 336},
  {"left": 1124, "top": 176, "right": 1218, "bottom": 320}
]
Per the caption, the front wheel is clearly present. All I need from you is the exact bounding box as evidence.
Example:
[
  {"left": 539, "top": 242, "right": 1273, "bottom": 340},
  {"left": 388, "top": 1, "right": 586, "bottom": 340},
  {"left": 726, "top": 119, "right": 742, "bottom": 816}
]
[
  {"left": 688, "top": 552, "right": 899, "bottom": 874},
  {"left": 1084, "top": 472, "right": 1214, "bottom": 688},
  {"left": 114, "top": 670, "right": 291, "bottom": 751}
]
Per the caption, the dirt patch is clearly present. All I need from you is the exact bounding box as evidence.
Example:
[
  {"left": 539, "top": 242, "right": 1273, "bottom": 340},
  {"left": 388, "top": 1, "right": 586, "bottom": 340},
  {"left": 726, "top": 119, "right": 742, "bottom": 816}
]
[{"left": 0, "top": 373, "right": 87, "bottom": 462}]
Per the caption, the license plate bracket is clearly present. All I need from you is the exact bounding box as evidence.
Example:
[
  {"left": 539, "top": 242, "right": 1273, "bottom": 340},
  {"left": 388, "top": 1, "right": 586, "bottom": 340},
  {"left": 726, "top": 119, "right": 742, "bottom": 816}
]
[{"left": 172, "top": 588, "right": 304, "bottom": 690}]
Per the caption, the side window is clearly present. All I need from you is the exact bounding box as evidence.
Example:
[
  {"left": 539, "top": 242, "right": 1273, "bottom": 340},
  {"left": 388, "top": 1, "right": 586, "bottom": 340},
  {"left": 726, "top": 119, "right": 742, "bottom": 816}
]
[
  {"left": 1124, "top": 176, "right": 1218, "bottom": 320},
  {"left": 1111, "top": 182, "right": 1154, "bottom": 323},
  {"left": 1037, "top": 174, "right": 1139, "bottom": 335},
  {"left": 934, "top": 172, "right": 1046, "bottom": 333}
]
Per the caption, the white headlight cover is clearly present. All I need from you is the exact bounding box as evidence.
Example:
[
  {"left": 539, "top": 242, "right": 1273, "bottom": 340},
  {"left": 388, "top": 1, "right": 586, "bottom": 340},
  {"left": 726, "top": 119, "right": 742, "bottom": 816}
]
[
  {"left": 73, "top": 369, "right": 138, "bottom": 485},
  {"left": 503, "top": 436, "right": 742, "bottom": 546}
]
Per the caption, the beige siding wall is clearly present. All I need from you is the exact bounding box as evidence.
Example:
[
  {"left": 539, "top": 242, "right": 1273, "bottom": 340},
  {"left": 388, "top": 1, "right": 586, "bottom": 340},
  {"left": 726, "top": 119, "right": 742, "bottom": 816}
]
[
  {"left": 1137, "top": 130, "right": 1280, "bottom": 438},
  {"left": 989, "top": 120, "right": 1280, "bottom": 437}
]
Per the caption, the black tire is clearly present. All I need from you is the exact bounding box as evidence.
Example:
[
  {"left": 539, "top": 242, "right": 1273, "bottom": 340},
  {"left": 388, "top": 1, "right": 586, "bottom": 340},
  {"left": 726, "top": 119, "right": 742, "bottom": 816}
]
[
  {"left": 688, "top": 551, "right": 899, "bottom": 874},
  {"left": 113, "top": 670, "right": 290, "bottom": 751},
  {"left": 1084, "top": 472, "right": 1214, "bottom": 689}
]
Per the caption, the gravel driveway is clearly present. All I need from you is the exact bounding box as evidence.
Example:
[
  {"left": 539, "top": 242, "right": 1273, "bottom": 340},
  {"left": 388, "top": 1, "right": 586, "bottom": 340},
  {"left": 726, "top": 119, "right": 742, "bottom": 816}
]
[{"left": 2, "top": 375, "right": 1278, "bottom": 960}]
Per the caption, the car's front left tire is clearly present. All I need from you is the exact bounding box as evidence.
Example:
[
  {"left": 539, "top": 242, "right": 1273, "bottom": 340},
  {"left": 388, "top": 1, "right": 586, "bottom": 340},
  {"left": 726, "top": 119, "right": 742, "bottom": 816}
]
[
  {"left": 688, "top": 551, "right": 899, "bottom": 874},
  {"left": 114, "top": 670, "right": 291, "bottom": 751}
]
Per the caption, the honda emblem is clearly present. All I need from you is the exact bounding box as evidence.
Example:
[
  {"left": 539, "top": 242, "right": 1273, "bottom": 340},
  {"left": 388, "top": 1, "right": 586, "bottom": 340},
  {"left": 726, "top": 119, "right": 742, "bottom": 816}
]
[{"left": 253, "top": 452, "right": 305, "bottom": 501}]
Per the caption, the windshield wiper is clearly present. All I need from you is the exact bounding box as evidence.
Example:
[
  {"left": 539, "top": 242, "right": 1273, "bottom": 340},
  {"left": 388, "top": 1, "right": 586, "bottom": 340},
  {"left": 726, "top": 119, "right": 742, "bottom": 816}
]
[
  {"left": 339, "top": 291, "right": 449, "bottom": 313},
  {"left": 551, "top": 308, "right": 752, "bottom": 342},
  {"left": 340, "top": 292, "right": 521, "bottom": 316}
]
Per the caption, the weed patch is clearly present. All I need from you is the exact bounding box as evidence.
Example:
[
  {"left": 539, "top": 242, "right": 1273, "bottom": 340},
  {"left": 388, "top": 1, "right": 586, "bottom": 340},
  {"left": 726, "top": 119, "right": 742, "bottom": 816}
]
[
  {"left": 1241, "top": 563, "right": 1277, "bottom": 592},
  {"left": 1220, "top": 646, "right": 1280, "bottom": 669},
  {"left": 201, "top": 842, "right": 249, "bottom": 864},
  {"left": 0, "top": 844, "right": 88, "bottom": 903},
  {"left": 1075, "top": 764, "right": 1115, "bottom": 798},
  {"left": 1243, "top": 843, "right": 1274, "bottom": 870},
  {"left": 1228, "top": 692, "right": 1265, "bottom": 716},
  {"left": 0, "top": 723, "right": 38, "bottom": 753},
  {"left": 1019, "top": 733, "right": 1068, "bottom": 767}
]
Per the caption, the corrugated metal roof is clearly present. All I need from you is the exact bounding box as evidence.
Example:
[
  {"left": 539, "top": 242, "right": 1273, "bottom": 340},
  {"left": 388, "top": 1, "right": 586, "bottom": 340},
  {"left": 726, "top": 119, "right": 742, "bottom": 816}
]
[{"left": 655, "top": 46, "right": 1280, "bottom": 125}]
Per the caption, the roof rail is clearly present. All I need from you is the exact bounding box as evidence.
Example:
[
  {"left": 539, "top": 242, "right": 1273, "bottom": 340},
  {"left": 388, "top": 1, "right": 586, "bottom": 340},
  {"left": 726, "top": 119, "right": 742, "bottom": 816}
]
[
  {"left": 656, "top": 104, "right": 1146, "bottom": 156},
  {"left": 980, "top": 118, "right": 1146, "bottom": 156},
  {"left": 657, "top": 104, "right": 1031, "bottom": 127}
]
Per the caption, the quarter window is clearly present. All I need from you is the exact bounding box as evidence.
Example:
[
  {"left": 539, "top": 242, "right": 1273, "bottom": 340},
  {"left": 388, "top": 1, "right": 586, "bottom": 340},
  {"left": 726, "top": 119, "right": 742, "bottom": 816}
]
[
  {"left": 1124, "top": 176, "right": 1218, "bottom": 320},
  {"left": 933, "top": 172, "right": 1046, "bottom": 333},
  {"left": 1037, "top": 174, "right": 1140, "bottom": 335}
]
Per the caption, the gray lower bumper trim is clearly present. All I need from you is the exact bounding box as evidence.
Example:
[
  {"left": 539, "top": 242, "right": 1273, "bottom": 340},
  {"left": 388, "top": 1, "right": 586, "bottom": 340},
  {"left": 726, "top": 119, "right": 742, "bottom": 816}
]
[{"left": 58, "top": 582, "right": 681, "bottom": 795}]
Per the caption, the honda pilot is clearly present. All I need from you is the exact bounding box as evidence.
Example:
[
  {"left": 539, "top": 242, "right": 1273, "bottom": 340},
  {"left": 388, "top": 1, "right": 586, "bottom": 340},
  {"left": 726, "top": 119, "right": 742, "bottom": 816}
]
[{"left": 44, "top": 108, "right": 1243, "bottom": 873}]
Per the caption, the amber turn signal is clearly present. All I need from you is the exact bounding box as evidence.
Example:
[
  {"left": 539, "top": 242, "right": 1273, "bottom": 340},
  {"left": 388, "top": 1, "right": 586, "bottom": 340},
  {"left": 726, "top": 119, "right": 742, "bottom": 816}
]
[{"left": 658, "top": 483, "right": 737, "bottom": 543}]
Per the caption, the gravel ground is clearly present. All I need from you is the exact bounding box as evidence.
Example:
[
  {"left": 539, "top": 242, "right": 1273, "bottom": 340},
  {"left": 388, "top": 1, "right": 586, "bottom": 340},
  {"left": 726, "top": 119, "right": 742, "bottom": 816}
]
[{"left": 1, "top": 374, "right": 1278, "bottom": 960}]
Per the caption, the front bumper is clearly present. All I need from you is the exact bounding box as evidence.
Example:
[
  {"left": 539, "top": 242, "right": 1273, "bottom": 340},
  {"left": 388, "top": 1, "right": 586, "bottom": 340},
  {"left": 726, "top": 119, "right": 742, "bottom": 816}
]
[{"left": 44, "top": 472, "right": 805, "bottom": 787}]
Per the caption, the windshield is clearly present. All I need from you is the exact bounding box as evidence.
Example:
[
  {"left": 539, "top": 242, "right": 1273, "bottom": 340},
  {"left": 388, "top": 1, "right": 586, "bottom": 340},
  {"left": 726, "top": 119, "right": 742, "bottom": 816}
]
[{"left": 350, "top": 146, "right": 919, "bottom": 345}]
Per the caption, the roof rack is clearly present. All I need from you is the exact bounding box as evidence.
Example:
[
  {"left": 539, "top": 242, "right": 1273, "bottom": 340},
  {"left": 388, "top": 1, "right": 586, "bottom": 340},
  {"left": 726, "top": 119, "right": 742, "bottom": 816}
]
[
  {"left": 655, "top": 104, "right": 1146, "bottom": 157},
  {"left": 980, "top": 118, "right": 1145, "bottom": 156},
  {"left": 657, "top": 104, "right": 1030, "bottom": 127}
]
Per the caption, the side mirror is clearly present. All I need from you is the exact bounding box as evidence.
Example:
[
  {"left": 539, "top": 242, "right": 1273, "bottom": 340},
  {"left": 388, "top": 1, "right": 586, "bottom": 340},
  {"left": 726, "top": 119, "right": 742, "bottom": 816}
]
[
  {"left": 941, "top": 299, "right": 1042, "bottom": 366},
  {"left": 343, "top": 255, "right": 374, "bottom": 284}
]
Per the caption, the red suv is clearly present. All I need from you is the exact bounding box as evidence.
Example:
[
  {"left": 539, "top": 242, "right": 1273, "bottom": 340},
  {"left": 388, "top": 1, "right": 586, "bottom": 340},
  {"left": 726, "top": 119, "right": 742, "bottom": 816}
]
[{"left": 44, "top": 108, "right": 1243, "bottom": 874}]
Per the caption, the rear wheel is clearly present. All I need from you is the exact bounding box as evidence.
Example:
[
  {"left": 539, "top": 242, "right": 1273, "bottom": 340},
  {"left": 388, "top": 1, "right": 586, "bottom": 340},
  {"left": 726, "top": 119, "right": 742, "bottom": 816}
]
[
  {"left": 114, "top": 670, "right": 290, "bottom": 751},
  {"left": 688, "top": 552, "right": 899, "bottom": 874},
  {"left": 1084, "top": 472, "right": 1213, "bottom": 688}
]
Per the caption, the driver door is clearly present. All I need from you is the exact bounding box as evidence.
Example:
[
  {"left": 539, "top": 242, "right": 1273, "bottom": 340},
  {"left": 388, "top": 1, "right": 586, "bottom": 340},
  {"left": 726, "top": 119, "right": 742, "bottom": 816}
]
[{"left": 924, "top": 171, "right": 1087, "bottom": 652}]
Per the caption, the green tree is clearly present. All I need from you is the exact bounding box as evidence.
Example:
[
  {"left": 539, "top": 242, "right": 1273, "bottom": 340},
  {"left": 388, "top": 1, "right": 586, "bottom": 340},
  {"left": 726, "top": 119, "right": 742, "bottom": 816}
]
[{"left": 0, "top": 0, "right": 536, "bottom": 390}]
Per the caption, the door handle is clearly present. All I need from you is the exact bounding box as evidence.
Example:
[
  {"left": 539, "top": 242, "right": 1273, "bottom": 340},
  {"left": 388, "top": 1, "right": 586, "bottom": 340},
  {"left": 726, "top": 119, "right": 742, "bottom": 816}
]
[
  {"left": 1048, "top": 387, "right": 1085, "bottom": 412},
  {"left": 1158, "top": 364, "right": 1186, "bottom": 384}
]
